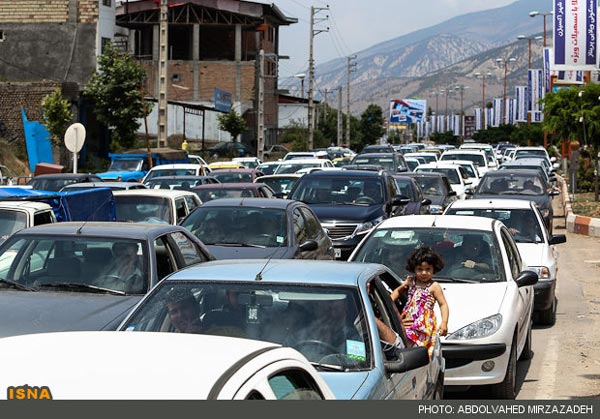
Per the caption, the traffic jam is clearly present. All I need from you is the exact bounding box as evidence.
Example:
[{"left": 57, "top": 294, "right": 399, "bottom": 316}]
[{"left": 0, "top": 143, "right": 569, "bottom": 400}]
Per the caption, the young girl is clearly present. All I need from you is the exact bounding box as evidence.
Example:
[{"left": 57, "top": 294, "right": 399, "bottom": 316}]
[{"left": 391, "top": 246, "right": 449, "bottom": 357}]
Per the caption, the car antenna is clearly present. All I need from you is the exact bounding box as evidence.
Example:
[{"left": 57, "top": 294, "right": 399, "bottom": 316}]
[
  {"left": 255, "top": 236, "right": 287, "bottom": 281},
  {"left": 74, "top": 190, "right": 115, "bottom": 235}
]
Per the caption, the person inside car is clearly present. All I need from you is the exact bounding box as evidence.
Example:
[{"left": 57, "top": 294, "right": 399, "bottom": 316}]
[
  {"left": 99, "top": 242, "right": 145, "bottom": 293},
  {"left": 166, "top": 289, "right": 204, "bottom": 334},
  {"left": 455, "top": 234, "right": 492, "bottom": 272}
]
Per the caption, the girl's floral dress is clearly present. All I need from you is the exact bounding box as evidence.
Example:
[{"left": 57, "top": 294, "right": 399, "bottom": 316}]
[{"left": 401, "top": 279, "right": 437, "bottom": 356}]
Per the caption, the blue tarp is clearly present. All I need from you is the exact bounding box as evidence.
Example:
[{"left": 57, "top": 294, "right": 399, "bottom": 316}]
[
  {"left": 0, "top": 187, "right": 116, "bottom": 222},
  {"left": 22, "top": 107, "right": 54, "bottom": 173}
]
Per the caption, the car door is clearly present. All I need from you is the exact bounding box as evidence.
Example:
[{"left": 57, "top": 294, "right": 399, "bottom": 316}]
[
  {"left": 367, "top": 276, "right": 428, "bottom": 400},
  {"left": 499, "top": 227, "right": 531, "bottom": 347}
]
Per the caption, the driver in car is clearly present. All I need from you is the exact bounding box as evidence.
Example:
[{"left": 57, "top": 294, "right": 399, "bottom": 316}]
[{"left": 456, "top": 235, "right": 492, "bottom": 272}]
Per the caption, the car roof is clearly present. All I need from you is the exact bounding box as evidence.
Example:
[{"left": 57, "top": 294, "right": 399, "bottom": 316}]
[
  {"left": 113, "top": 189, "right": 198, "bottom": 198},
  {"left": 148, "top": 164, "right": 200, "bottom": 170},
  {"left": 167, "top": 259, "right": 386, "bottom": 286},
  {"left": 0, "top": 331, "right": 281, "bottom": 399},
  {"left": 255, "top": 174, "right": 302, "bottom": 181},
  {"left": 12, "top": 221, "right": 183, "bottom": 239},
  {"left": 210, "top": 168, "right": 259, "bottom": 173},
  {"left": 192, "top": 183, "right": 264, "bottom": 190},
  {"left": 63, "top": 182, "right": 146, "bottom": 189},
  {"left": 376, "top": 214, "right": 497, "bottom": 230},
  {"left": 29, "top": 173, "right": 98, "bottom": 179},
  {"left": 0, "top": 201, "right": 52, "bottom": 211},
  {"left": 302, "top": 169, "right": 382, "bottom": 178},
  {"left": 198, "top": 197, "right": 295, "bottom": 209},
  {"left": 416, "top": 163, "right": 461, "bottom": 169},
  {"left": 354, "top": 152, "right": 397, "bottom": 157},
  {"left": 482, "top": 169, "right": 541, "bottom": 177},
  {"left": 447, "top": 199, "right": 534, "bottom": 210},
  {"left": 146, "top": 176, "right": 216, "bottom": 181}
]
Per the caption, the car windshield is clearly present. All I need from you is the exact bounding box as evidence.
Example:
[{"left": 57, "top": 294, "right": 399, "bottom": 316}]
[
  {"left": 27, "top": 178, "right": 79, "bottom": 192},
  {"left": 413, "top": 177, "right": 444, "bottom": 196},
  {"left": 193, "top": 188, "right": 257, "bottom": 202},
  {"left": 0, "top": 237, "right": 148, "bottom": 294},
  {"left": 477, "top": 175, "right": 544, "bottom": 196},
  {"left": 440, "top": 154, "right": 485, "bottom": 166},
  {"left": 257, "top": 164, "right": 279, "bottom": 175},
  {"left": 352, "top": 156, "right": 396, "bottom": 171},
  {"left": 515, "top": 150, "right": 547, "bottom": 160},
  {"left": 122, "top": 282, "right": 372, "bottom": 371},
  {"left": 145, "top": 169, "right": 197, "bottom": 181},
  {"left": 394, "top": 180, "right": 416, "bottom": 200},
  {"left": 146, "top": 178, "right": 208, "bottom": 190},
  {"left": 181, "top": 207, "right": 288, "bottom": 247},
  {"left": 108, "top": 159, "right": 141, "bottom": 171},
  {"left": 289, "top": 177, "right": 383, "bottom": 205},
  {"left": 0, "top": 210, "right": 27, "bottom": 241},
  {"left": 275, "top": 163, "right": 320, "bottom": 174},
  {"left": 417, "top": 168, "right": 459, "bottom": 184},
  {"left": 211, "top": 172, "right": 253, "bottom": 183},
  {"left": 115, "top": 196, "right": 172, "bottom": 224},
  {"left": 259, "top": 178, "right": 299, "bottom": 195},
  {"left": 352, "top": 228, "right": 503, "bottom": 283},
  {"left": 446, "top": 208, "right": 543, "bottom": 243}
]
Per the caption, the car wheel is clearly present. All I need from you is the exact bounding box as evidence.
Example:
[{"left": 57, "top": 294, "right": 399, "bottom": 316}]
[
  {"left": 519, "top": 320, "right": 533, "bottom": 361},
  {"left": 490, "top": 334, "right": 517, "bottom": 399},
  {"left": 538, "top": 296, "right": 557, "bottom": 326}
]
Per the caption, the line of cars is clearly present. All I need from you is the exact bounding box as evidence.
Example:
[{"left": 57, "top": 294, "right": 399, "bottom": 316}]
[{"left": 0, "top": 143, "right": 563, "bottom": 399}]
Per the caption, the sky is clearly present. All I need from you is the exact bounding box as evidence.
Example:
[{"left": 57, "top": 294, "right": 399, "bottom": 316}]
[{"left": 267, "top": 0, "right": 518, "bottom": 79}]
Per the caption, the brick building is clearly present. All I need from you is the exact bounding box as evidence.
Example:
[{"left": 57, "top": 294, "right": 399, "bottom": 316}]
[{"left": 116, "top": 0, "right": 296, "bottom": 149}]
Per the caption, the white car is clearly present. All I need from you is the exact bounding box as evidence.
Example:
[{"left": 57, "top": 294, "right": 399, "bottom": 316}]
[
  {"left": 0, "top": 332, "right": 334, "bottom": 400},
  {"left": 142, "top": 163, "right": 208, "bottom": 184},
  {"left": 439, "top": 149, "right": 491, "bottom": 177},
  {"left": 442, "top": 160, "right": 481, "bottom": 189},
  {"left": 0, "top": 201, "right": 55, "bottom": 243},
  {"left": 274, "top": 158, "right": 334, "bottom": 175},
  {"left": 232, "top": 157, "right": 263, "bottom": 169},
  {"left": 349, "top": 215, "right": 538, "bottom": 398},
  {"left": 444, "top": 199, "right": 567, "bottom": 325},
  {"left": 414, "top": 163, "right": 473, "bottom": 200},
  {"left": 458, "top": 144, "right": 498, "bottom": 171},
  {"left": 113, "top": 189, "right": 201, "bottom": 225}
]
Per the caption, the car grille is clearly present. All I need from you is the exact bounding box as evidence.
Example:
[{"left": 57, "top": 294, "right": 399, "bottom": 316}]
[{"left": 321, "top": 223, "right": 359, "bottom": 239}]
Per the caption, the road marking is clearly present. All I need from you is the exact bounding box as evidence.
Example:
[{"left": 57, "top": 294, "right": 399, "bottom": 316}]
[
  {"left": 583, "top": 260, "right": 600, "bottom": 264},
  {"left": 535, "top": 334, "right": 559, "bottom": 399}
]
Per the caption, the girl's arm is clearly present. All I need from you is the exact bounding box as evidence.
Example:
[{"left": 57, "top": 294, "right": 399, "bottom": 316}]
[
  {"left": 431, "top": 282, "right": 449, "bottom": 336},
  {"left": 390, "top": 276, "right": 413, "bottom": 301}
]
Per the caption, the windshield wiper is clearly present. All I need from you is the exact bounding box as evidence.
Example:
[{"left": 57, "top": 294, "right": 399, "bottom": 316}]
[
  {"left": 435, "top": 277, "right": 479, "bottom": 284},
  {"left": 0, "top": 279, "right": 36, "bottom": 292},
  {"left": 309, "top": 361, "right": 346, "bottom": 372},
  {"left": 36, "top": 283, "right": 126, "bottom": 295},
  {"left": 213, "top": 242, "right": 266, "bottom": 249}
]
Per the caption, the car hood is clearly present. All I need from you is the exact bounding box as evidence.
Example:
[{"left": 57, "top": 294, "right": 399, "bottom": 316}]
[
  {"left": 206, "top": 245, "right": 295, "bottom": 259},
  {"left": 437, "top": 282, "right": 507, "bottom": 332},
  {"left": 0, "top": 291, "right": 142, "bottom": 338},
  {"left": 320, "top": 371, "right": 370, "bottom": 400},
  {"left": 310, "top": 204, "right": 384, "bottom": 222}
]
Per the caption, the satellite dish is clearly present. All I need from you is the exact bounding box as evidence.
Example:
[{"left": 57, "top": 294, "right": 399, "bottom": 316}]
[{"left": 64, "top": 123, "right": 86, "bottom": 153}]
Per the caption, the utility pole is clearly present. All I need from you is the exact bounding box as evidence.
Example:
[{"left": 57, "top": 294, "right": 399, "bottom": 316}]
[
  {"left": 346, "top": 55, "right": 357, "bottom": 146},
  {"left": 307, "top": 5, "right": 329, "bottom": 150},
  {"left": 337, "top": 87, "right": 343, "bottom": 146},
  {"left": 475, "top": 72, "right": 492, "bottom": 129},
  {"left": 455, "top": 85, "right": 468, "bottom": 144},
  {"left": 257, "top": 49, "right": 265, "bottom": 161},
  {"left": 496, "top": 57, "right": 516, "bottom": 125},
  {"left": 157, "top": 0, "right": 169, "bottom": 147}
]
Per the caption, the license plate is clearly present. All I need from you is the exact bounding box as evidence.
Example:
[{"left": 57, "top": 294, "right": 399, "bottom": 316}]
[{"left": 334, "top": 248, "right": 342, "bottom": 259}]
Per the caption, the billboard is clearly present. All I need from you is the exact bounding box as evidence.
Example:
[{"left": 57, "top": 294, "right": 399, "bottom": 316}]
[
  {"left": 214, "top": 88, "right": 232, "bottom": 112},
  {"left": 553, "top": 0, "right": 598, "bottom": 70},
  {"left": 389, "top": 99, "right": 427, "bottom": 124}
]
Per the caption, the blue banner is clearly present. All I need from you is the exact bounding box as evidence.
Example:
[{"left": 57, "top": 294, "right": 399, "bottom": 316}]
[
  {"left": 214, "top": 88, "right": 232, "bottom": 113},
  {"left": 553, "top": 0, "right": 598, "bottom": 69}
]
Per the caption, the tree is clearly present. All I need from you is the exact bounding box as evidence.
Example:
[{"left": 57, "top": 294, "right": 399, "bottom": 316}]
[
  {"left": 217, "top": 111, "right": 247, "bottom": 142},
  {"left": 358, "top": 104, "right": 385, "bottom": 149},
  {"left": 84, "top": 42, "right": 150, "bottom": 151},
  {"left": 41, "top": 88, "right": 73, "bottom": 146}
]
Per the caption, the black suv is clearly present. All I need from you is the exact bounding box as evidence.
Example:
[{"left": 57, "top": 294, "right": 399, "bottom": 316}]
[{"left": 287, "top": 170, "right": 408, "bottom": 260}]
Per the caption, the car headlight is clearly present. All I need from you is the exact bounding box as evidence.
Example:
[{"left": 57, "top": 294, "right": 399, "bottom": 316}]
[
  {"left": 429, "top": 205, "right": 443, "bottom": 214},
  {"left": 446, "top": 314, "right": 502, "bottom": 340},
  {"left": 540, "top": 209, "right": 550, "bottom": 219},
  {"left": 528, "top": 266, "right": 551, "bottom": 280},
  {"left": 355, "top": 216, "right": 384, "bottom": 235}
]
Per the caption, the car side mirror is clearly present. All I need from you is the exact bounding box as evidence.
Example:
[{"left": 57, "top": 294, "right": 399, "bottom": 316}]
[
  {"left": 384, "top": 346, "right": 429, "bottom": 374},
  {"left": 273, "top": 192, "right": 285, "bottom": 199},
  {"left": 550, "top": 189, "right": 560, "bottom": 196},
  {"left": 549, "top": 234, "right": 567, "bottom": 245},
  {"left": 551, "top": 157, "right": 557, "bottom": 163},
  {"left": 421, "top": 198, "right": 432, "bottom": 205},
  {"left": 299, "top": 240, "right": 318, "bottom": 252},
  {"left": 516, "top": 270, "right": 538, "bottom": 287},
  {"left": 392, "top": 196, "right": 410, "bottom": 206},
  {"left": 397, "top": 166, "right": 408, "bottom": 173},
  {"left": 465, "top": 189, "right": 474, "bottom": 195},
  {"left": 448, "top": 190, "right": 457, "bottom": 196}
]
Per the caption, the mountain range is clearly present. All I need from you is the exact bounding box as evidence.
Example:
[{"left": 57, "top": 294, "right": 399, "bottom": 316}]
[{"left": 289, "top": 0, "right": 554, "bottom": 117}]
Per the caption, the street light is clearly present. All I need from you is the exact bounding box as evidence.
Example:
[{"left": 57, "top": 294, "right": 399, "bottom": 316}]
[
  {"left": 455, "top": 85, "right": 469, "bottom": 144},
  {"left": 294, "top": 73, "right": 306, "bottom": 99},
  {"left": 475, "top": 72, "right": 492, "bottom": 128},
  {"left": 430, "top": 91, "right": 443, "bottom": 132},
  {"left": 517, "top": 35, "right": 544, "bottom": 68},
  {"left": 529, "top": 11, "right": 553, "bottom": 47},
  {"left": 496, "top": 57, "right": 517, "bottom": 125},
  {"left": 441, "top": 87, "right": 454, "bottom": 131}
]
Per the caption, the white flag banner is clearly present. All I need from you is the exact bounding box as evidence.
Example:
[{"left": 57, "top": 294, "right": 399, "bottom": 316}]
[{"left": 553, "top": 0, "right": 598, "bottom": 70}]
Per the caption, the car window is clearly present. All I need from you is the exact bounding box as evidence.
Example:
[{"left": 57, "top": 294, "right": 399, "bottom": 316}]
[
  {"left": 0, "top": 210, "right": 27, "bottom": 239},
  {"left": 299, "top": 207, "right": 321, "bottom": 240},
  {"left": 500, "top": 229, "right": 521, "bottom": 279},
  {"left": 268, "top": 370, "right": 325, "bottom": 400},
  {"left": 154, "top": 236, "right": 179, "bottom": 280},
  {"left": 167, "top": 231, "right": 208, "bottom": 266},
  {"left": 184, "top": 195, "right": 199, "bottom": 212},
  {"left": 33, "top": 211, "right": 54, "bottom": 226},
  {"left": 293, "top": 208, "right": 308, "bottom": 244},
  {"left": 115, "top": 196, "right": 172, "bottom": 224},
  {"left": 123, "top": 282, "right": 372, "bottom": 371},
  {"left": 175, "top": 198, "right": 187, "bottom": 220}
]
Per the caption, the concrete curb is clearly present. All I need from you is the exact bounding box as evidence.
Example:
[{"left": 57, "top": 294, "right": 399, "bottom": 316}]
[{"left": 560, "top": 176, "right": 600, "bottom": 237}]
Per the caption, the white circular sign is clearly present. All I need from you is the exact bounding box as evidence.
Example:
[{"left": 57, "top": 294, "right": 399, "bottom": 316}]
[{"left": 64, "top": 123, "right": 86, "bottom": 153}]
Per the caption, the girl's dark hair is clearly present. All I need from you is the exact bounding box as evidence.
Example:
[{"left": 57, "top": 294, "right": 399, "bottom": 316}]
[{"left": 405, "top": 246, "right": 444, "bottom": 273}]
